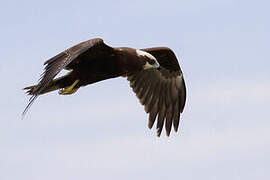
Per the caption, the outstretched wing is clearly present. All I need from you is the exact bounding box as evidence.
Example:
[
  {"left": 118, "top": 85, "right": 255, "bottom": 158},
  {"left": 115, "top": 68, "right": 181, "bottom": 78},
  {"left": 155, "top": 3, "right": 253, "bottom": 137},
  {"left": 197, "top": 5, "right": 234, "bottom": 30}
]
[
  {"left": 22, "top": 38, "right": 113, "bottom": 117},
  {"left": 127, "top": 47, "right": 186, "bottom": 137}
]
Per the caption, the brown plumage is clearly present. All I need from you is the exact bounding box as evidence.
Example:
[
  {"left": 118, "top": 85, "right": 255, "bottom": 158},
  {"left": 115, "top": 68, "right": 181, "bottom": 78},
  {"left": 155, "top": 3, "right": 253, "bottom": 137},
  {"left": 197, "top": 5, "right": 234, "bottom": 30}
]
[{"left": 23, "top": 38, "right": 186, "bottom": 137}]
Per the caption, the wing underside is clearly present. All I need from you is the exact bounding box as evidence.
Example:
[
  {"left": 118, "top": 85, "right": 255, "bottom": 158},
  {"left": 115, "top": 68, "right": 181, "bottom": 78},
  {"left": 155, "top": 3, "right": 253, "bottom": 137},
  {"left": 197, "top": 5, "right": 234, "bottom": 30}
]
[{"left": 128, "top": 47, "right": 186, "bottom": 136}]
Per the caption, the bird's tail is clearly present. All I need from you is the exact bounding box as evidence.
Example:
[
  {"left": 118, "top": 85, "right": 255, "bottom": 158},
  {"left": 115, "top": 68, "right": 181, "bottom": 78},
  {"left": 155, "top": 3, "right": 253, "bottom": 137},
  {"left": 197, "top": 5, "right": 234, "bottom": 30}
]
[{"left": 24, "top": 74, "right": 74, "bottom": 95}]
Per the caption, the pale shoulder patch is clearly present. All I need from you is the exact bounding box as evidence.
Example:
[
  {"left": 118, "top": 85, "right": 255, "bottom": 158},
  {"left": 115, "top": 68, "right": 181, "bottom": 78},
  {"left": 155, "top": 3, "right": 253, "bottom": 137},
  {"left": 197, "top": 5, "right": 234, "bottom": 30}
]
[{"left": 136, "top": 49, "right": 156, "bottom": 60}]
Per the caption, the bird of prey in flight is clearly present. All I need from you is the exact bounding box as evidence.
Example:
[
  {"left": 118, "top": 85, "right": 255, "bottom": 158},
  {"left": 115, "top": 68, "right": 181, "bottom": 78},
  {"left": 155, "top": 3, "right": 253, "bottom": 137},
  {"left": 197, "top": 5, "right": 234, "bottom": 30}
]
[{"left": 23, "top": 38, "right": 186, "bottom": 137}]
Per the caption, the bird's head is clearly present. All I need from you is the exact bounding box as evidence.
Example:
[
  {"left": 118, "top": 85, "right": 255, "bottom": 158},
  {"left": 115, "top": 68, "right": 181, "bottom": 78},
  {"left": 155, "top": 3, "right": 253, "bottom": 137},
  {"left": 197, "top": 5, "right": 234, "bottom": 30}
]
[{"left": 136, "top": 50, "right": 160, "bottom": 70}]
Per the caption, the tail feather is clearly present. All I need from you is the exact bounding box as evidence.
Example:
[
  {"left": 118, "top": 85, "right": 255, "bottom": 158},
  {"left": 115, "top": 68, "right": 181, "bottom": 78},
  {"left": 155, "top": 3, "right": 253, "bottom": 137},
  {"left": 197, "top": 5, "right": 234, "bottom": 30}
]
[
  {"left": 23, "top": 85, "right": 38, "bottom": 95},
  {"left": 24, "top": 74, "right": 74, "bottom": 95}
]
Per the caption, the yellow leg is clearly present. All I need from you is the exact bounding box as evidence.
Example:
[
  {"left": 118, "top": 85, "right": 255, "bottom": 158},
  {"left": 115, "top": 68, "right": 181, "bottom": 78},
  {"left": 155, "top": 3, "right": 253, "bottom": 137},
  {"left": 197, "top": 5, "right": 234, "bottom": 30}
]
[{"left": 59, "top": 79, "right": 80, "bottom": 95}]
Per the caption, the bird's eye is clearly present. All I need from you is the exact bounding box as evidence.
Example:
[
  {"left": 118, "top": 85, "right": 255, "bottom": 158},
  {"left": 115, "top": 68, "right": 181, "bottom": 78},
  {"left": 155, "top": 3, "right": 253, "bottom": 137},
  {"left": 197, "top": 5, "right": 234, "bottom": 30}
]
[{"left": 148, "top": 59, "right": 156, "bottom": 64}]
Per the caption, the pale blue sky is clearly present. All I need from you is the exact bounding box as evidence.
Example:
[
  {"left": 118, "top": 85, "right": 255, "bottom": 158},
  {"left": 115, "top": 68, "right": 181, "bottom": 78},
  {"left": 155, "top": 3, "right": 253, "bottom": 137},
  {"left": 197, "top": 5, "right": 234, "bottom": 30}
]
[{"left": 1, "top": 0, "right": 269, "bottom": 179}]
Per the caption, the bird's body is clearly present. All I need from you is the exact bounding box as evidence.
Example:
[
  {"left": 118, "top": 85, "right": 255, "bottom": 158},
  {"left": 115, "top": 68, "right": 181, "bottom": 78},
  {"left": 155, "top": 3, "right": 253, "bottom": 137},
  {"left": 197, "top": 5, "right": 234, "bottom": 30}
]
[{"left": 23, "top": 38, "right": 186, "bottom": 136}]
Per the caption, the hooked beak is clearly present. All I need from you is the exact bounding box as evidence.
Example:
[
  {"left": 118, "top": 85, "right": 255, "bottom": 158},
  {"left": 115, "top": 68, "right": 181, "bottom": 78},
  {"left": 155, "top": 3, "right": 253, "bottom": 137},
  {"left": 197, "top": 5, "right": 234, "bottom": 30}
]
[{"left": 153, "top": 63, "right": 160, "bottom": 70}]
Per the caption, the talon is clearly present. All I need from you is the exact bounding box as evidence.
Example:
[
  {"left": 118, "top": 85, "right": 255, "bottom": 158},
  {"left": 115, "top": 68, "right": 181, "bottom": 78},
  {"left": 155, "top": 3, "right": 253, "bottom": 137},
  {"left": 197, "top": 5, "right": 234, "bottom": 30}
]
[{"left": 59, "top": 79, "right": 80, "bottom": 95}]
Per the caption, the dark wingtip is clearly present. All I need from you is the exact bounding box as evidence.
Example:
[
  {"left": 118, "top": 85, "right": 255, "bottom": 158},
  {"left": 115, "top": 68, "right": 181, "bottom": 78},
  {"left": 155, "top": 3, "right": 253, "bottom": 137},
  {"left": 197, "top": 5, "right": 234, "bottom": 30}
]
[
  {"left": 166, "top": 130, "right": 171, "bottom": 137},
  {"left": 174, "top": 125, "right": 179, "bottom": 132},
  {"left": 157, "top": 130, "right": 161, "bottom": 137},
  {"left": 22, "top": 95, "right": 38, "bottom": 119}
]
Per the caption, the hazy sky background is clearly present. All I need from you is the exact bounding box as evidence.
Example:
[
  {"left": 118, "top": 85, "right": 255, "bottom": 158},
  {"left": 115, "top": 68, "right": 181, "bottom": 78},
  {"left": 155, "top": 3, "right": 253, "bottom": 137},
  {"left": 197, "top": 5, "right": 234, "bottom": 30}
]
[{"left": 1, "top": 0, "right": 269, "bottom": 179}]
